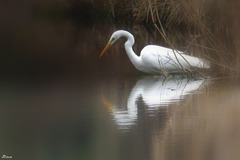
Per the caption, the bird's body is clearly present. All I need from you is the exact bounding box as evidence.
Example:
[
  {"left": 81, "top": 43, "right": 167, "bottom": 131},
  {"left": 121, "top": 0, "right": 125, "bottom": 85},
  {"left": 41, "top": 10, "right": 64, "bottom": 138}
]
[
  {"left": 137, "top": 45, "right": 209, "bottom": 74},
  {"left": 100, "top": 30, "right": 209, "bottom": 75}
]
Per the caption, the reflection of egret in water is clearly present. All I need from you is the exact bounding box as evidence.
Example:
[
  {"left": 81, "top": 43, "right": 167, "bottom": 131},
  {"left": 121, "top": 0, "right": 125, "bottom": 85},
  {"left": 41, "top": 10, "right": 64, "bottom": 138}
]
[{"left": 103, "top": 76, "right": 206, "bottom": 130}]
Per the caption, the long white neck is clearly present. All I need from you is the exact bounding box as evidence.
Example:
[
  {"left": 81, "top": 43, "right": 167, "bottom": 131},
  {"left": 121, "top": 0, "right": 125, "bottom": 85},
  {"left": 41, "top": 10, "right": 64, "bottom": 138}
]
[{"left": 121, "top": 31, "right": 141, "bottom": 69}]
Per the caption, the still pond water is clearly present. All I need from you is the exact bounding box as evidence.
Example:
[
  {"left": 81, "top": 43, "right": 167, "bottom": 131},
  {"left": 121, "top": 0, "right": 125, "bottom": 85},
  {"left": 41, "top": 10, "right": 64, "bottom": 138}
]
[{"left": 1, "top": 20, "right": 240, "bottom": 160}]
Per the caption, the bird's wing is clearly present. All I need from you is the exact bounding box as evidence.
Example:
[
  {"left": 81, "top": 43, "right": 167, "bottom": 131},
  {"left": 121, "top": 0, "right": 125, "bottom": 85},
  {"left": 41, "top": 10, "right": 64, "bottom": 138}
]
[
  {"left": 141, "top": 45, "right": 209, "bottom": 73},
  {"left": 141, "top": 45, "right": 184, "bottom": 73}
]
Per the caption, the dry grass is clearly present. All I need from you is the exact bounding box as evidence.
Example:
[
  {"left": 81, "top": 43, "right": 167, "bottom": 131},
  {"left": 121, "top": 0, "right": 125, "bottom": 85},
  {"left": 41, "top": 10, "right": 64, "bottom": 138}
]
[{"left": 103, "top": 0, "right": 240, "bottom": 75}]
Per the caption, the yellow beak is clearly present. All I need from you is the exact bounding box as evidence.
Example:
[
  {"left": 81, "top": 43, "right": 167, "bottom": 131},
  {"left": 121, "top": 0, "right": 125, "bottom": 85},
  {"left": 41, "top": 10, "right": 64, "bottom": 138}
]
[
  {"left": 101, "top": 96, "right": 113, "bottom": 113},
  {"left": 99, "top": 41, "right": 112, "bottom": 58}
]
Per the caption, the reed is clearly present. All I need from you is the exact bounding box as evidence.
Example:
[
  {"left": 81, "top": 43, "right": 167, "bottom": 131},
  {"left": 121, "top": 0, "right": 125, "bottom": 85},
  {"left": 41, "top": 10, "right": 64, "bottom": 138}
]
[{"left": 103, "top": 0, "right": 240, "bottom": 75}]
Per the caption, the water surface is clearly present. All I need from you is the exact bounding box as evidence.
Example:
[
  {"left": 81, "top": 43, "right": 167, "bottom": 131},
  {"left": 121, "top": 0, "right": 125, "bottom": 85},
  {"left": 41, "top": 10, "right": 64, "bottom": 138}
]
[{"left": 1, "top": 18, "right": 240, "bottom": 160}]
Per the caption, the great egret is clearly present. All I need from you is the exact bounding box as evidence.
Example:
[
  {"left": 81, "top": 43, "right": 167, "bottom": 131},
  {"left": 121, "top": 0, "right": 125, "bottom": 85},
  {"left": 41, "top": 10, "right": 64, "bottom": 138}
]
[{"left": 100, "top": 30, "right": 210, "bottom": 75}]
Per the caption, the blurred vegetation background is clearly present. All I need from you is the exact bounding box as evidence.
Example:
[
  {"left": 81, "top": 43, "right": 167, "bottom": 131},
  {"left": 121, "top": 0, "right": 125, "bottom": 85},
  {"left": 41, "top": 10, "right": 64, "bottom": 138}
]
[
  {"left": 88, "top": 0, "right": 240, "bottom": 75},
  {"left": 1, "top": 0, "right": 240, "bottom": 76}
]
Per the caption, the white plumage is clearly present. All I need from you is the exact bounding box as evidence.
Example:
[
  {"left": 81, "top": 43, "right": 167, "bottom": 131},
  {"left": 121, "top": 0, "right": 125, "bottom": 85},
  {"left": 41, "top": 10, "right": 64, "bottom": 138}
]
[{"left": 100, "top": 30, "right": 209, "bottom": 75}]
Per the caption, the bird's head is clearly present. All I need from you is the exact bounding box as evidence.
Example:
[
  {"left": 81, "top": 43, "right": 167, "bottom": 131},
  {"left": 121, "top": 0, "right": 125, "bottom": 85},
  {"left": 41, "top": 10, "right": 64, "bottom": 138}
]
[{"left": 99, "top": 31, "right": 123, "bottom": 58}]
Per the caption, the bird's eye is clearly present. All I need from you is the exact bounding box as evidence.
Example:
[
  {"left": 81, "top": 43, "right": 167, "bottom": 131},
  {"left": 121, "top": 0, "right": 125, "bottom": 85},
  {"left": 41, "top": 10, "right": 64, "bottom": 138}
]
[{"left": 112, "top": 38, "right": 115, "bottom": 41}]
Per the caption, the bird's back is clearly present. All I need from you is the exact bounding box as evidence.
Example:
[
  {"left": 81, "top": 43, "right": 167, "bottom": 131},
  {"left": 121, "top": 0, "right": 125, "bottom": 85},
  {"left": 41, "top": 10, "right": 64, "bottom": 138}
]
[{"left": 140, "top": 45, "right": 209, "bottom": 74}]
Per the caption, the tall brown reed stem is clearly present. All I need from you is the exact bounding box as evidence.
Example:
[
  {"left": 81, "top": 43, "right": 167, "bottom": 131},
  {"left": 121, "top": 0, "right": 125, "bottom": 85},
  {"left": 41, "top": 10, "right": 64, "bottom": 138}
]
[{"left": 148, "top": 0, "right": 207, "bottom": 78}]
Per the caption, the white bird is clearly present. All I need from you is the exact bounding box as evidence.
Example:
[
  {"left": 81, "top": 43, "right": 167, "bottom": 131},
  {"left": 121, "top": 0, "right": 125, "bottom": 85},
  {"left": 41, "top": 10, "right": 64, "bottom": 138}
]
[{"left": 100, "top": 30, "right": 210, "bottom": 75}]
